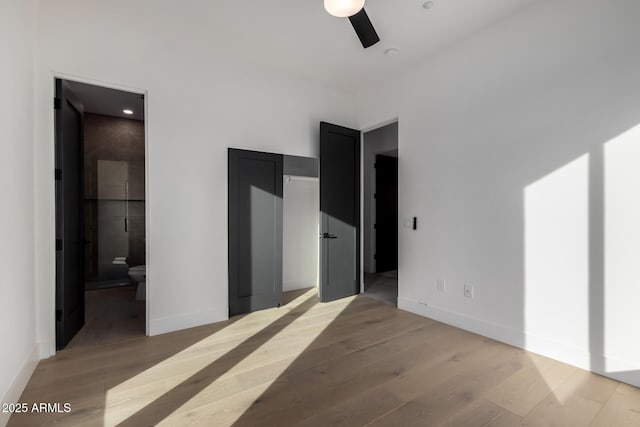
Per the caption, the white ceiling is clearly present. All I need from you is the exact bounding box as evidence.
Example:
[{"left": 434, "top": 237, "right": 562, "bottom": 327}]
[
  {"left": 65, "top": 80, "right": 144, "bottom": 121},
  {"left": 185, "top": 0, "right": 539, "bottom": 90},
  {"left": 55, "top": 0, "right": 539, "bottom": 101}
]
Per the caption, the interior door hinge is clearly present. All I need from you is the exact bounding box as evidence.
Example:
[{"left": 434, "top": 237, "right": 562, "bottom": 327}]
[
  {"left": 55, "top": 168, "right": 62, "bottom": 181},
  {"left": 374, "top": 193, "right": 377, "bottom": 199},
  {"left": 56, "top": 309, "right": 63, "bottom": 322},
  {"left": 56, "top": 239, "right": 63, "bottom": 251},
  {"left": 374, "top": 224, "right": 377, "bottom": 229},
  {"left": 374, "top": 254, "right": 377, "bottom": 260},
  {"left": 54, "top": 97, "right": 61, "bottom": 110}
]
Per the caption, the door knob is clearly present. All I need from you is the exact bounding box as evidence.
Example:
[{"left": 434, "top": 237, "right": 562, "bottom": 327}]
[{"left": 322, "top": 232, "right": 338, "bottom": 239}]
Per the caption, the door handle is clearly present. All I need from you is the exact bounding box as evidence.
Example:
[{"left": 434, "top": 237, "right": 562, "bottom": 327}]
[{"left": 322, "top": 233, "right": 338, "bottom": 239}]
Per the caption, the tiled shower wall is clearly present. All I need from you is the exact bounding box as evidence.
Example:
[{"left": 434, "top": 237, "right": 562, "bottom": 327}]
[{"left": 84, "top": 113, "right": 145, "bottom": 283}]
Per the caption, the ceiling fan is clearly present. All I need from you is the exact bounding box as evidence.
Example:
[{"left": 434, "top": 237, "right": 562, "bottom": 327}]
[{"left": 324, "top": 0, "right": 380, "bottom": 48}]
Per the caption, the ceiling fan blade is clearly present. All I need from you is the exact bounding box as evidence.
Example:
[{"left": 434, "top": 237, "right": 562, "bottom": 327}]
[{"left": 348, "top": 8, "right": 380, "bottom": 49}]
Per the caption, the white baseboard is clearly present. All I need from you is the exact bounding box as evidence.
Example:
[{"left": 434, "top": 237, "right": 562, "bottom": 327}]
[
  {"left": 149, "top": 307, "right": 228, "bottom": 336},
  {"left": 398, "top": 297, "right": 526, "bottom": 348},
  {"left": 0, "top": 345, "right": 39, "bottom": 427},
  {"left": 37, "top": 340, "right": 55, "bottom": 359},
  {"left": 398, "top": 296, "right": 640, "bottom": 388}
]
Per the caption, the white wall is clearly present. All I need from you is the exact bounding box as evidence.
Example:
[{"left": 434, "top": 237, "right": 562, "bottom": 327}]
[
  {"left": 28, "top": 0, "right": 640, "bottom": 390},
  {"left": 283, "top": 177, "right": 319, "bottom": 292},
  {"left": 363, "top": 123, "right": 398, "bottom": 273},
  {"left": 0, "top": 0, "right": 39, "bottom": 422},
  {"left": 34, "top": 0, "right": 356, "bottom": 354},
  {"left": 356, "top": 0, "right": 640, "bottom": 387}
]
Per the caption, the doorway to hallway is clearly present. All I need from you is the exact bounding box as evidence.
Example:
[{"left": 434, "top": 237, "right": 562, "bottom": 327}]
[{"left": 363, "top": 122, "right": 398, "bottom": 306}]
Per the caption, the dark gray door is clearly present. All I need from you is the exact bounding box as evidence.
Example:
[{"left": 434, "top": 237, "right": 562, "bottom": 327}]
[
  {"left": 375, "top": 155, "right": 398, "bottom": 272},
  {"left": 319, "top": 122, "right": 361, "bottom": 302},
  {"left": 55, "top": 79, "right": 85, "bottom": 349},
  {"left": 228, "top": 149, "right": 283, "bottom": 316}
]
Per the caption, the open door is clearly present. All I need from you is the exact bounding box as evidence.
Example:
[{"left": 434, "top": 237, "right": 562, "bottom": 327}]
[
  {"left": 228, "top": 149, "right": 283, "bottom": 316},
  {"left": 319, "top": 122, "right": 361, "bottom": 302},
  {"left": 375, "top": 154, "right": 398, "bottom": 272},
  {"left": 55, "top": 79, "right": 85, "bottom": 349}
]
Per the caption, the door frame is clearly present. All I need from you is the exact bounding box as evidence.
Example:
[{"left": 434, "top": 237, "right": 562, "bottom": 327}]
[
  {"left": 359, "top": 117, "right": 399, "bottom": 294},
  {"left": 49, "top": 73, "right": 151, "bottom": 351}
]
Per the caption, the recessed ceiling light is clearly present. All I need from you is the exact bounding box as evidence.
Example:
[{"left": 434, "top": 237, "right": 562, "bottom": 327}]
[
  {"left": 423, "top": 1, "right": 435, "bottom": 9},
  {"left": 123, "top": 109, "right": 133, "bottom": 115},
  {"left": 384, "top": 48, "right": 400, "bottom": 56}
]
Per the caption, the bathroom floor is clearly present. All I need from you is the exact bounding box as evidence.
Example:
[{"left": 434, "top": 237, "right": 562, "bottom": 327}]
[
  {"left": 66, "top": 286, "right": 145, "bottom": 350},
  {"left": 85, "top": 278, "right": 137, "bottom": 291}
]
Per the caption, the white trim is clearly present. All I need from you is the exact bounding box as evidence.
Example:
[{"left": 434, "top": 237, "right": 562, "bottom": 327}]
[
  {"left": 50, "top": 72, "right": 146, "bottom": 96},
  {"left": 398, "top": 296, "right": 525, "bottom": 347},
  {"left": 398, "top": 296, "right": 640, "bottom": 388},
  {"left": 0, "top": 345, "right": 39, "bottom": 427},
  {"left": 143, "top": 85, "right": 150, "bottom": 337},
  {"left": 149, "top": 307, "right": 227, "bottom": 336},
  {"left": 360, "top": 116, "right": 400, "bottom": 134}
]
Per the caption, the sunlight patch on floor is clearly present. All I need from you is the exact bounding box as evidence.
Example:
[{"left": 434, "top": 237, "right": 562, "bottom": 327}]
[
  {"left": 102, "top": 288, "right": 350, "bottom": 426},
  {"left": 161, "top": 295, "right": 351, "bottom": 425}
]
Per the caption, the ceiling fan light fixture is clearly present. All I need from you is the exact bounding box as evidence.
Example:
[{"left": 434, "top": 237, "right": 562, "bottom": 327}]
[{"left": 324, "top": 0, "right": 365, "bottom": 18}]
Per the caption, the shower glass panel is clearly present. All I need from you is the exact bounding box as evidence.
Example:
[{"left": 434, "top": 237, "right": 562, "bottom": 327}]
[
  {"left": 83, "top": 113, "right": 146, "bottom": 290},
  {"left": 96, "top": 160, "right": 130, "bottom": 283},
  {"left": 85, "top": 158, "right": 146, "bottom": 288}
]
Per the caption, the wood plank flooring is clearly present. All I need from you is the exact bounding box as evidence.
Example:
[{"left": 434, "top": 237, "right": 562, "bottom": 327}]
[{"left": 9, "top": 288, "right": 639, "bottom": 426}]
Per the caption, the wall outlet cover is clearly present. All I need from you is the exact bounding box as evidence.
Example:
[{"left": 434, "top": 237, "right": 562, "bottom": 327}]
[{"left": 464, "top": 284, "right": 474, "bottom": 299}]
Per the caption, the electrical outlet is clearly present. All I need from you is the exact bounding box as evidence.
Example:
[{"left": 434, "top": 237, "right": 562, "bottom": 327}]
[
  {"left": 464, "top": 284, "right": 474, "bottom": 299},
  {"left": 437, "top": 279, "right": 446, "bottom": 293}
]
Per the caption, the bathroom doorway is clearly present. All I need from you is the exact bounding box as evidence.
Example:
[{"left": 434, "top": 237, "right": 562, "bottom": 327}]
[{"left": 55, "top": 79, "right": 147, "bottom": 350}]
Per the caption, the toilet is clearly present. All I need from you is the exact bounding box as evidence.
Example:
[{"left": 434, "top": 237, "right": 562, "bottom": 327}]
[{"left": 128, "top": 265, "right": 146, "bottom": 300}]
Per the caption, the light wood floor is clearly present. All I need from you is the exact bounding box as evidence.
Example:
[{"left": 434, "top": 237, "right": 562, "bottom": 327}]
[{"left": 9, "top": 289, "right": 640, "bottom": 426}]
